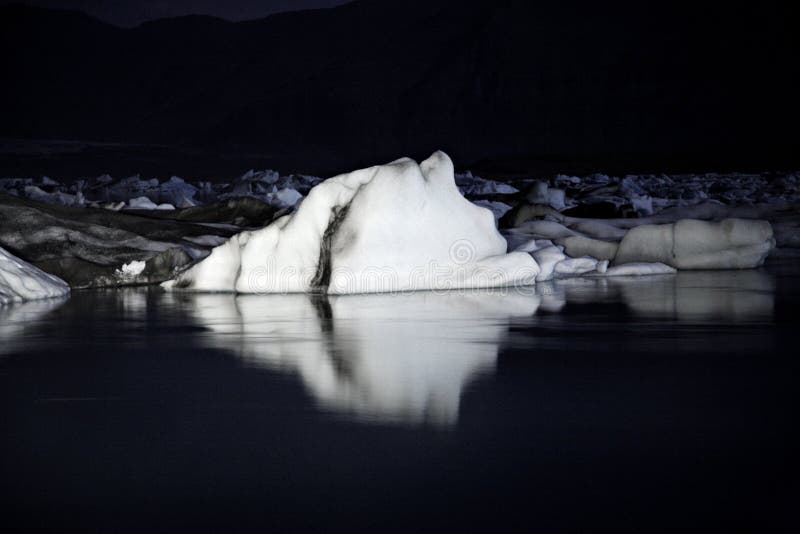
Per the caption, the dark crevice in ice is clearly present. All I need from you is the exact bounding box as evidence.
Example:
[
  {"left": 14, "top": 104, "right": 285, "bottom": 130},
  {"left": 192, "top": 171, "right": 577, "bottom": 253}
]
[{"left": 311, "top": 203, "right": 350, "bottom": 291}]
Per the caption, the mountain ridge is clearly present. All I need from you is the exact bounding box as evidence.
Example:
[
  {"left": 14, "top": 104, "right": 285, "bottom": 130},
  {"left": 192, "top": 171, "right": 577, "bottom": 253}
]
[{"left": 2, "top": 1, "right": 797, "bottom": 176}]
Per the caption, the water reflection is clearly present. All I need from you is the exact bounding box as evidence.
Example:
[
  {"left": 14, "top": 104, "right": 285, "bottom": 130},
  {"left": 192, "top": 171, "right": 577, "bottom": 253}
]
[
  {"left": 538, "top": 270, "right": 774, "bottom": 321},
  {"left": 0, "top": 270, "right": 776, "bottom": 426},
  {"left": 614, "top": 270, "right": 774, "bottom": 320},
  {"left": 188, "top": 291, "right": 541, "bottom": 427},
  {"left": 0, "top": 298, "right": 68, "bottom": 356}
]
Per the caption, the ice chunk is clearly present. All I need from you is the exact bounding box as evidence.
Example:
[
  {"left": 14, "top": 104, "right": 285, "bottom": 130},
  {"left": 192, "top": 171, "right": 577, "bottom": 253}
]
[
  {"left": 115, "top": 260, "right": 146, "bottom": 280},
  {"left": 222, "top": 169, "right": 281, "bottom": 198},
  {"left": 599, "top": 262, "right": 676, "bottom": 276},
  {"left": 106, "top": 175, "right": 159, "bottom": 202},
  {"left": 548, "top": 188, "right": 566, "bottom": 210},
  {"left": 516, "top": 220, "right": 578, "bottom": 240},
  {"left": 23, "top": 185, "right": 85, "bottom": 207},
  {"left": 271, "top": 187, "right": 303, "bottom": 208},
  {"left": 455, "top": 171, "right": 518, "bottom": 196},
  {"left": 514, "top": 238, "right": 555, "bottom": 254},
  {"left": 523, "top": 180, "right": 566, "bottom": 209},
  {"left": 126, "top": 196, "right": 174, "bottom": 210},
  {"left": 127, "top": 196, "right": 158, "bottom": 210},
  {"left": 629, "top": 194, "right": 654, "bottom": 216},
  {"left": 614, "top": 218, "right": 774, "bottom": 269},
  {"left": 159, "top": 177, "right": 199, "bottom": 207},
  {"left": 1, "top": 246, "right": 70, "bottom": 305},
  {"left": 531, "top": 245, "right": 567, "bottom": 281},
  {"left": 525, "top": 181, "right": 549, "bottom": 204},
  {"left": 568, "top": 220, "right": 628, "bottom": 241},
  {"left": 164, "top": 152, "right": 539, "bottom": 294},
  {"left": 555, "top": 236, "right": 619, "bottom": 261},
  {"left": 553, "top": 256, "right": 600, "bottom": 277}
]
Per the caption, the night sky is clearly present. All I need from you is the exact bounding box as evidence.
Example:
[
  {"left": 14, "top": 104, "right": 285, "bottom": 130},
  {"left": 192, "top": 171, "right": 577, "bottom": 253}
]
[
  {"left": 1, "top": 0, "right": 796, "bottom": 176},
  {"left": 0, "top": 0, "right": 350, "bottom": 26}
]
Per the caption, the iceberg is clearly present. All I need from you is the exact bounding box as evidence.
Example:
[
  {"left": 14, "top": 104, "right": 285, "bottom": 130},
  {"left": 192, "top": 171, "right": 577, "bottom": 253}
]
[
  {"left": 164, "top": 152, "right": 539, "bottom": 294},
  {"left": 614, "top": 218, "right": 774, "bottom": 269},
  {"left": 511, "top": 218, "right": 773, "bottom": 272},
  {"left": 1, "top": 246, "right": 70, "bottom": 305}
]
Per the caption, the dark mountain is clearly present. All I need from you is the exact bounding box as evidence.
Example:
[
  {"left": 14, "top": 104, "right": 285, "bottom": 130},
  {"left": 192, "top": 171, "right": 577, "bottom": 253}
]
[{"left": 1, "top": 0, "right": 798, "bottom": 177}]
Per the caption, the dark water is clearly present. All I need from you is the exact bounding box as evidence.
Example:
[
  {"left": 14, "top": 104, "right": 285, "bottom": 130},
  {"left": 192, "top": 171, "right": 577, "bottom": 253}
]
[{"left": 2, "top": 261, "right": 798, "bottom": 532}]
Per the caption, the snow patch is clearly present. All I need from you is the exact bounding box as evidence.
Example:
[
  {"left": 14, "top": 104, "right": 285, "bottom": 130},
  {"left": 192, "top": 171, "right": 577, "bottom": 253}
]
[{"left": 115, "top": 260, "right": 146, "bottom": 280}]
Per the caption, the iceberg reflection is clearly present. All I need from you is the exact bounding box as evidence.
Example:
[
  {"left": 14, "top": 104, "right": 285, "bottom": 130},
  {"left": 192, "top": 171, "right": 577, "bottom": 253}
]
[
  {"left": 616, "top": 270, "right": 774, "bottom": 320},
  {"left": 537, "top": 269, "right": 774, "bottom": 321},
  {"left": 0, "top": 297, "right": 68, "bottom": 356},
  {"left": 189, "top": 291, "right": 540, "bottom": 427}
]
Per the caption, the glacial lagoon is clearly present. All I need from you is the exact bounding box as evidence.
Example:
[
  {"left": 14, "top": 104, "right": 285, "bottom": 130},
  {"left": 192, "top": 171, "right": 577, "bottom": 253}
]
[{"left": 1, "top": 260, "right": 797, "bottom": 531}]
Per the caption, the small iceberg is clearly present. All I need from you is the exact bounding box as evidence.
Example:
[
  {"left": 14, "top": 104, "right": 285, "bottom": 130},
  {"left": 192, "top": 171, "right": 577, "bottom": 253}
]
[{"left": 1, "top": 246, "right": 70, "bottom": 305}]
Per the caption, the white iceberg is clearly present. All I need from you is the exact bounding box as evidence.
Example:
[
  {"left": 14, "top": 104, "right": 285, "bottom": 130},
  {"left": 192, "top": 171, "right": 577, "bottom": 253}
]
[
  {"left": 1, "top": 246, "right": 70, "bottom": 305},
  {"left": 164, "top": 151, "right": 539, "bottom": 294}
]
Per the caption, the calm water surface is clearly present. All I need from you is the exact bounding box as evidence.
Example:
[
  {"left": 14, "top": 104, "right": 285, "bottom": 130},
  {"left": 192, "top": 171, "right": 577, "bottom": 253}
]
[{"left": 2, "top": 260, "right": 798, "bottom": 532}]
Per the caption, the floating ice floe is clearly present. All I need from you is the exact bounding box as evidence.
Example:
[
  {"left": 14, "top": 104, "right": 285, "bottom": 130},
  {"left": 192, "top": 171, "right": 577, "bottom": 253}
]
[
  {"left": 530, "top": 245, "right": 567, "bottom": 282},
  {"left": 1, "top": 246, "right": 70, "bottom": 305},
  {"left": 524, "top": 181, "right": 567, "bottom": 210},
  {"left": 24, "top": 185, "right": 85, "bottom": 207},
  {"left": 158, "top": 177, "right": 200, "bottom": 208},
  {"left": 164, "top": 151, "right": 539, "bottom": 294},
  {"left": 456, "top": 171, "right": 519, "bottom": 196},
  {"left": 126, "top": 196, "right": 175, "bottom": 210},
  {"left": 614, "top": 218, "right": 774, "bottom": 269},
  {"left": 267, "top": 187, "right": 303, "bottom": 208},
  {"left": 511, "top": 217, "right": 774, "bottom": 272},
  {"left": 106, "top": 175, "right": 160, "bottom": 202}
]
